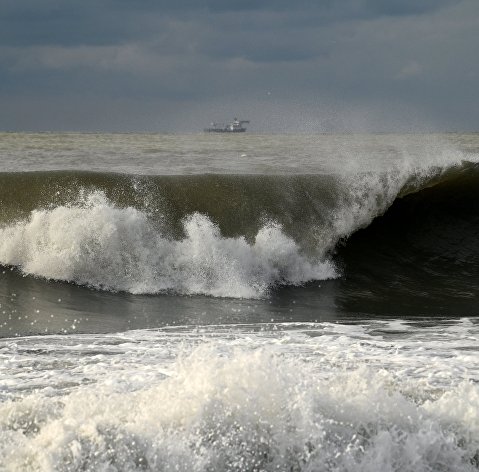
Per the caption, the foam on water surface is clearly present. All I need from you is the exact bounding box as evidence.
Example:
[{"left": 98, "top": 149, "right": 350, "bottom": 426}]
[{"left": 0, "top": 320, "right": 478, "bottom": 471}]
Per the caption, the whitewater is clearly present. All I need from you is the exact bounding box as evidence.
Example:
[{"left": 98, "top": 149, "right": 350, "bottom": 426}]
[{"left": 0, "top": 132, "right": 479, "bottom": 471}]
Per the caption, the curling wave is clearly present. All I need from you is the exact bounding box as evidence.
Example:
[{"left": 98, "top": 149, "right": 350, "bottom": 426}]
[{"left": 0, "top": 160, "right": 478, "bottom": 298}]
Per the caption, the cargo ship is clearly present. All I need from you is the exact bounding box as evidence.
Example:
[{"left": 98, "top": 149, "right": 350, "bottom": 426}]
[{"left": 204, "top": 118, "right": 250, "bottom": 133}]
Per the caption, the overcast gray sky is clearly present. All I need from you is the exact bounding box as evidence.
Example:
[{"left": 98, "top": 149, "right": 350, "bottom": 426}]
[{"left": 1, "top": 0, "right": 478, "bottom": 132}]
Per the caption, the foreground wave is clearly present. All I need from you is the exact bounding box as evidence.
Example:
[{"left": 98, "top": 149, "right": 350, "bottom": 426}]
[
  {"left": 0, "top": 159, "right": 478, "bottom": 298},
  {"left": 1, "top": 321, "right": 478, "bottom": 471}
]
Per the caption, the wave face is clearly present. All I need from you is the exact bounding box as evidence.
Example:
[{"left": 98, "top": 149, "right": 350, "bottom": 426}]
[
  {"left": 337, "top": 161, "right": 479, "bottom": 313},
  {"left": 0, "top": 160, "right": 478, "bottom": 298}
]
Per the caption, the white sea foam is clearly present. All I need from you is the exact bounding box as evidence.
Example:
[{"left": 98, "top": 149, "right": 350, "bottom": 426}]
[
  {"left": 0, "top": 321, "right": 478, "bottom": 471},
  {"left": 0, "top": 192, "right": 336, "bottom": 298}
]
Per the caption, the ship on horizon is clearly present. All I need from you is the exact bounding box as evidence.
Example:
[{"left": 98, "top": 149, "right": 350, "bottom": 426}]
[{"left": 204, "top": 118, "right": 250, "bottom": 133}]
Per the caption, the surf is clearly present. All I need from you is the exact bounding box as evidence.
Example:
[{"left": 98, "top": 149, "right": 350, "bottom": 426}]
[{"left": 1, "top": 321, "right": 479, "bottom": 471}]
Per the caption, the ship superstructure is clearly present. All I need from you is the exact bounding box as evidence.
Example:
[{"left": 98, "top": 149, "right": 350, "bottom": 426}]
[{"left": 204, "top": 118, "right": 250, "bottom": 133}]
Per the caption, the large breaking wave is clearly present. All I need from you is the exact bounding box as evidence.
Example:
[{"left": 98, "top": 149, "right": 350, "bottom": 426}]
[{"left": 0, "top": 158, "right": 478, "bottom": 298}]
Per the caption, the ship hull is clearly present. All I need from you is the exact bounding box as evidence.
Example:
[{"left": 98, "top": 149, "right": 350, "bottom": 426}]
[{"left": 204, "top": 128, "right": 247, "bottom": 133}]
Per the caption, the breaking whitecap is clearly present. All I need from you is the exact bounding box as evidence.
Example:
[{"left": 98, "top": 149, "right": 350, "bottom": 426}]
[{"left": 0, "top": 191, "right": 337, "bottom": 298}]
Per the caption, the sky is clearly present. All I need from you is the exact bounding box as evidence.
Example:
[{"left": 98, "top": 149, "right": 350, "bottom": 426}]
[{"left": 0, "top": 0, "right": 478, "bottom": 132}]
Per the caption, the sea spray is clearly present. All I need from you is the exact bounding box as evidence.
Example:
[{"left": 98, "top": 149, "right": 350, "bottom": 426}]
[
  {"left": 1, "top": 321, "right": 478, "bottom": 471},
  {"left": 0, "top": 191, "right": 336, "bottom": 298}
]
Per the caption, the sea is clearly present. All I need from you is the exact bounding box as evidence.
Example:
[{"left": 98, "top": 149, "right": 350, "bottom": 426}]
[{"left": 0, "top": 132, "right": 478, "bottom": 471}]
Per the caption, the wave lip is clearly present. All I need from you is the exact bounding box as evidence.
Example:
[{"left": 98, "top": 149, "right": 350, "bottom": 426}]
[{"left": 0, "top": 192, "right": 336, "bottom": 298}]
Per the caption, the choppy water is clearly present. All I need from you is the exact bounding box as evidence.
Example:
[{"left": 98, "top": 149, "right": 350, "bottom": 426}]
[{"left": 0, "top": 132, "right": 478, "bottom": 471}]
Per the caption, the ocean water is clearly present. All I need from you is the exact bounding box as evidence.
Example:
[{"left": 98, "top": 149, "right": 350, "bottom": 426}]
[{"left": 0, "top": 132, "right": 478, "bottom": 471}]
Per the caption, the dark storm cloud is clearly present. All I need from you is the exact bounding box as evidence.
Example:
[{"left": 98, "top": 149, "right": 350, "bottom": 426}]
[
  {"left": 0, "top": 0, "right": 477, "bottom": 131},
  {"left": 0, "top": 0, "right": 460, "bottom": 47}
]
